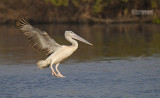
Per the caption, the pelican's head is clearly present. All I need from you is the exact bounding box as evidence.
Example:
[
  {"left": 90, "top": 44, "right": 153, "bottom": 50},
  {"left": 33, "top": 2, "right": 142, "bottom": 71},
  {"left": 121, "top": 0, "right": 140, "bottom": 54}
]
[{"left": 65, "top": 31, "right": 92, "bottom": 45}]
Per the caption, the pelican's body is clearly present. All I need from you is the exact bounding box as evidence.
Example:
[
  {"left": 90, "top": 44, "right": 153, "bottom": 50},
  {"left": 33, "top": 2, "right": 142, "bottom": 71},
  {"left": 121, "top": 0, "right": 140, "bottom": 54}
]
[
  {"left": 37, "top": 45, "right": 78, "bottom": 77},
  {"left": 17, "top": 16, "right": 92, "bottom": 78},
  {"left": 47, "top": 45, "right": 77, "bottom": 64}
]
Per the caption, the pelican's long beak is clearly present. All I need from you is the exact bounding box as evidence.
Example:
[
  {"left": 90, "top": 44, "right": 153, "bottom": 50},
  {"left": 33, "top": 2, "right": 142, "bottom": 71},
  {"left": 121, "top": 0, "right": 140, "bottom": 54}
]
[{"left": 72, "top": 34, "right": 92, "bottom": 45}]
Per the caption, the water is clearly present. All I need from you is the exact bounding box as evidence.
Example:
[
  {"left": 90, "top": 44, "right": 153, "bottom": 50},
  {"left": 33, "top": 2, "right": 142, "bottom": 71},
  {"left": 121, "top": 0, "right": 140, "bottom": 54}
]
[{"left": 0, "top": 24, "right": 160, "bottom": 98}]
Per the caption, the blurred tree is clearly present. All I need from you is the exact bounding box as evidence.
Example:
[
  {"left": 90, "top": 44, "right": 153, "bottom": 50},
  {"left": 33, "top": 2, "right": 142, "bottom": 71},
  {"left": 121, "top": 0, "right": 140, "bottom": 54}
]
[{"left": 45, "top": 0, "right": 69, "bottom": 6}]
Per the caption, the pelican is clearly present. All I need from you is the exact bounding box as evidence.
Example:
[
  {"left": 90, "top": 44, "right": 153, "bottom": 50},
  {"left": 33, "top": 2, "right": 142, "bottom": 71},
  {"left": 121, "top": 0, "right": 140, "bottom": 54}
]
[{"left": 16, "top": 16, "right": 92, "bottom": 78}]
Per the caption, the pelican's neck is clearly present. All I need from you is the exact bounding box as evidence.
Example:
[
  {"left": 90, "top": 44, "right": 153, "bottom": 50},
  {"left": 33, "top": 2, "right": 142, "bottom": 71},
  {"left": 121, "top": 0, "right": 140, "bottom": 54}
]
[{"left": 65, "top": 35, "right": 78, "bottom": 47}]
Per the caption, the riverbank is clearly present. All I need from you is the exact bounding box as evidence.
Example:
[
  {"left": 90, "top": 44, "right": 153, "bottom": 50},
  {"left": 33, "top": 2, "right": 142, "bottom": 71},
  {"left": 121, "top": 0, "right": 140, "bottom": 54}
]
[{"left": 0, "top": 0, "right": 159, "bottom": 24}]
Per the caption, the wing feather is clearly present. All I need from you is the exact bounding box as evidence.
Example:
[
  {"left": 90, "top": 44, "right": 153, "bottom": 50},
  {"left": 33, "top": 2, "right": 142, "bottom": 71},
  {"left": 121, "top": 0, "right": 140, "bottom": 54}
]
[{"left": 16, "top": 16, "right": 60, "bottom": 55}]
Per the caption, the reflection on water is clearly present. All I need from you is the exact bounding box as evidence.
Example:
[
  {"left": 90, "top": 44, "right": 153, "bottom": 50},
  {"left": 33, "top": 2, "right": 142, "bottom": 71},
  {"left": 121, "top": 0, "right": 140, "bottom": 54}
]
[
  {"left": 0, "top": 24, "right": 160, "bottom": 98},
  {"left": 0, "top": 24, "right": 160, "bottom": 63}
]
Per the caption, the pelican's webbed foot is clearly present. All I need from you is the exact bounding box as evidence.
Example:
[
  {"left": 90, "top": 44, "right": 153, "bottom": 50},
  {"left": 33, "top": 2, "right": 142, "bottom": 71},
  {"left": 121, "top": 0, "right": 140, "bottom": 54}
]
[
  {"left": 57, "top": 73, "right": 65, "bottom": 78},
  {"left": 52, "top": 72, "right": 58, "bottom": 77},
  {"left": 50, "top": 63, "right": 66, "bottom": 78},
  {"left": 55, "top": 63, "right": 65, "bottom": 78}
]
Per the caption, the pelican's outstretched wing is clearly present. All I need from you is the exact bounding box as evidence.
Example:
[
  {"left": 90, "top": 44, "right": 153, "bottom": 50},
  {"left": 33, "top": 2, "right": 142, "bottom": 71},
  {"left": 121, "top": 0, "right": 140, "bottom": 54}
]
[{"left": 16, "top": 16, "right": 60, "bottom": 55}]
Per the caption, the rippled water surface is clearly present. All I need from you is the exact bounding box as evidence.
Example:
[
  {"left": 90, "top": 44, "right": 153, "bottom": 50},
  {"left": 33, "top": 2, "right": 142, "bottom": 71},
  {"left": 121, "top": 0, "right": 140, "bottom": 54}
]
[{"left": 0, "top": 24, "right": 160, "bottom": 98}]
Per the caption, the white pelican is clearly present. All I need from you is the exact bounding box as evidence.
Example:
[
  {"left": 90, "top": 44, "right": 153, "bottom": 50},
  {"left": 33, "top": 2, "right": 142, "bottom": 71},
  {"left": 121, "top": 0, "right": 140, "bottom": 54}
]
[{"left": 16, "top": 16, "right": 92, "bottom": 78}]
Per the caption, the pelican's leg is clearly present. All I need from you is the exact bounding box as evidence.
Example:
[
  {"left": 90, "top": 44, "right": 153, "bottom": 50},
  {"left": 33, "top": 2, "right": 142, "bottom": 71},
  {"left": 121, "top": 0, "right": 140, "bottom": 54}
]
[
  {"left": 50, "top": 63, "right": 58, "bottom": 77},
  {"left": 55, "top": 63, "right": 65, "bottom": 78}
]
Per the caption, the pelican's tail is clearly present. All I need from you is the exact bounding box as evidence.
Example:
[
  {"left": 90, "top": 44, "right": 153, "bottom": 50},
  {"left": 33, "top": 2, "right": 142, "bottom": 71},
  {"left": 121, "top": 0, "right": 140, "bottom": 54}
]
[{"left": 37, "top": 60, "right": 49, "bottom": 69}]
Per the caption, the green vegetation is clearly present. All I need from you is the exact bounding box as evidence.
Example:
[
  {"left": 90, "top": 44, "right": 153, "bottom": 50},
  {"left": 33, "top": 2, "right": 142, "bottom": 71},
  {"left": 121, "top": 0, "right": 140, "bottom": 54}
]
[
  {"left": 45, "top": 0, "right": 69, "bottom": 6},
  {"left": 151, "top": 0, "right": 158, "bottom": 8},
  {"left": 153, "top": 16, "right": 160, "bottom": 24},
  {"left": 93, "top": 0, "right": 106, "bottom": 13}
]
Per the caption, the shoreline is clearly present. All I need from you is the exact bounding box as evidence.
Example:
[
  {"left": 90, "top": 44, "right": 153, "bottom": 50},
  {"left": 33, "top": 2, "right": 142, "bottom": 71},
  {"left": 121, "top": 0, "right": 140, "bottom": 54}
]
[{"left": 0, "top": 17, "right": 155, "bottom": 25}]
